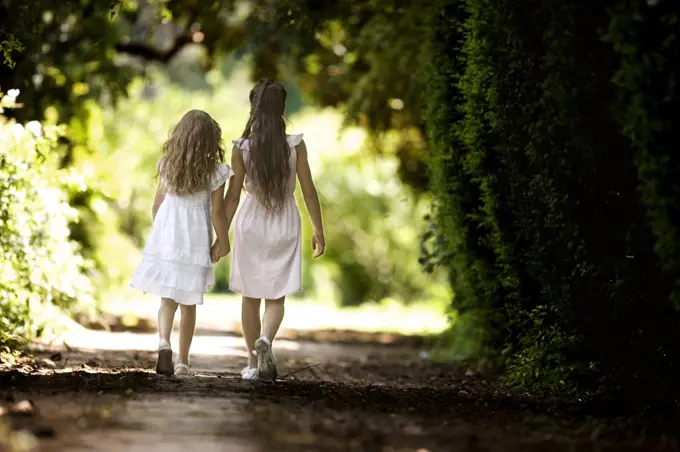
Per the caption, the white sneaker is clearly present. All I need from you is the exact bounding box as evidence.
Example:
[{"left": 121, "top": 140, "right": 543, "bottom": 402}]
[{"left": 254, "top": 336, "right": 277, "bottom": 381}]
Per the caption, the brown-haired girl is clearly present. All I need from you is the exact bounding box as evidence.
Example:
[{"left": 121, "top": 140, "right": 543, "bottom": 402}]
[
  {"left": 223, "top": 79, "right": 325, "bottom": 380},
  {"left": 130, "top": 109, "right": 233, "bottom": 377}
]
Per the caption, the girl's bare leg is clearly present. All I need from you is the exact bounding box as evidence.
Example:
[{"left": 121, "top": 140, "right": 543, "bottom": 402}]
[
  {"left": 241, "top": 296, "right": 261, "bottom": 368},
  {"left": 253, "top": 296, "right": 285, "bottom": 381},
  {"left": 156, "top": 298, "right": 178, "bottom": 375},
  {"left": 178, "top": 304, "right": 196, "bottom": 366},
  {"left": 158, "top": 298, "right": 178, "bottom": 343},
  {"left": 262, "top": 297, "right": 285, "bottom": 342}
]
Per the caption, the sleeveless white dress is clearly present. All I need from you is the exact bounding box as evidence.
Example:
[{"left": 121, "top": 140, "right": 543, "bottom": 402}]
[
  {"left": 229, "top": 134, "right": 304, "bottom": 299},
  {"left": 130, "top": 163, "right": 234, "bottom": 305}
]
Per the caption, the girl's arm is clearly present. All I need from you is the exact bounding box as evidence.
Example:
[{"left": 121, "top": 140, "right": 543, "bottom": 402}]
[
  {"left": 210, "top": 182, "right": 229, "bottom": 244},
  {"left": 223, "top": 145, "right": 246, "bottom": 228},
  {"left": 296, "top": 140, "right": 325, "bottom": 258},
  {"left": 210, "top": 181, "right": 230, "bottom": 263},
  {"left": 152, "top": 181, "right": 166, "bottom": 221}
]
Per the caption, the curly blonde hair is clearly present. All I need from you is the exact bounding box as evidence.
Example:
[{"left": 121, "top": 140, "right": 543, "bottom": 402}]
[{"left": 158, "top": 110, "right": 224, "bottom": 195}]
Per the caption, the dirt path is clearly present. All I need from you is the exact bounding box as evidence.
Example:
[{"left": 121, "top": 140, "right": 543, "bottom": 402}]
[{"left": 0, "top": 319, "right": 677, "bottom": 451}]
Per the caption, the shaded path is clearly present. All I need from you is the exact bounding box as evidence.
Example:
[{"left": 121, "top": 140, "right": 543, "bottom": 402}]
[{"left": 0, "top": 319, "right": 676, "bottom": 451}]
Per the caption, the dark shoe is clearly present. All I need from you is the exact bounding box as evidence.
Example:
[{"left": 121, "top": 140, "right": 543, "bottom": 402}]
[{"left": 155, "top": 340, "right": 174, "bottom": 376}]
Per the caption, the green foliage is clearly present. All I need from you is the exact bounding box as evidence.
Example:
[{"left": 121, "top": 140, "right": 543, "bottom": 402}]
[
  {"left": 0, "top": 91, "right": 93, "bottom": 353},
  {"left": 2, "top": 0, "right": 430, "bottom": 145},
  {"left": 244, "top": 0, "right": 432, "bottom": 191},
  {"left": 423, "top": 0, "right": 680, "bottom": 404},
  {"left": 0, "top": 0, "right": 132, "bottom": 124},
  {"left": 422, "top": 0, "right": 497, "bottom": 359},
  {"left": 0, "top": 34, "right": 24, "bottom": 69},
  {"left": 0, "top": 1, "right": 120, "bottom": 67},
  {"left": 605, "top": 1, "right": 680, "bottom": 309},
  {"left": 0, "top": 0, "right": 146, "bottom": 294},
  {"left": 505, "top": 305, "right": 589, "bottom": 400},
  {"left": 270, "top": 1, "right": 426, "bottom": 131},
  {"left": 295, "top": 111, "right": 446, "bottom": 306}
]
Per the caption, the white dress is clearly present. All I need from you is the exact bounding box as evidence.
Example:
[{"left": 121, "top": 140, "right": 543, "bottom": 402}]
[
  {"left": 229, "top": 134, "right": 304, "bottom": 299},
  {"left": 129, "top": 163, "right": 234, "bottom": 305}
]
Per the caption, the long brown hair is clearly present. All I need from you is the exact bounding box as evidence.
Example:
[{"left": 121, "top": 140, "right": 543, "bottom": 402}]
[
  {"left": 159, "top": 109, "right": 224, "bottom": 195},
  {"left": 240, "top": 78, "right": 290, "bottom": 213}
]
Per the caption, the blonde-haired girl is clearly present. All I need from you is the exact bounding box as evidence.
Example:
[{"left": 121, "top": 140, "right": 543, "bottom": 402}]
[{"left": 130, "top": 109, "right": 233, "bottom": 377}]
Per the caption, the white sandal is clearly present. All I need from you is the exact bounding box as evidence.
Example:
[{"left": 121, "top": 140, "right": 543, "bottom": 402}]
[
  {"left": 174, "top": 363, "right": 194, "bottom": 377},
  {"left": 240, "top": 366, "right": 259, "bottom": 380}
]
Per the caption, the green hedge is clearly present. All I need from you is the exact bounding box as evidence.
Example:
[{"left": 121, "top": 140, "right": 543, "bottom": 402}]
[
  {"left": 423, "top": 0, "right": 503, "bottom": 359},
  {"left": 607, "top": 1, "right": 680, "bottom": 309},
  {"left": 0, "top": 91, "right": 93, "bottom": 353},
  {"left": 424, "top": 0, "right": 680, "bottom": 403}
]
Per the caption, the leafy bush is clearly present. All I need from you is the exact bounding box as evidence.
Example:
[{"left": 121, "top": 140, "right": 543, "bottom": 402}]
[{"left": 0, "top": 90, "right": 93, "bottom": 353}]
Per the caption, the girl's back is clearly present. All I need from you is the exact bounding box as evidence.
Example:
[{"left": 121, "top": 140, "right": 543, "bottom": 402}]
[
  {"left": 233, "top": 133, "right": 303, "bottom": 199},
  {"left": 229, "top": 133, "right": 304, "bottom": 299},
  {"left": 152, "top": 161, "right": 231, "bottom": 266}
]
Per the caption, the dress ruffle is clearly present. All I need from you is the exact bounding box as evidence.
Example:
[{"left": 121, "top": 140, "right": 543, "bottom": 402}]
[
  {"left": 156, "top": 160, "right": 234, "bottom": 193},
  {"left": 211, "top": 163, "right": 234, "bottom": 191},
  {"left": 231, "top": 137, "right": 249, "bottom": 151},
  {"left": 130, "top": 279, "right": 207, "bottom": 305},
  {"left": 286, "top": 133, "right": 304, "bottom": 148},
  {"left": 130, "top": 256, "right": 213, "bottom": 305}
]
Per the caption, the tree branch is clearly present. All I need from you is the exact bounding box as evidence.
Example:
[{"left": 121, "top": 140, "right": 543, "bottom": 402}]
[
  {"left": 116, "top": 5, "right": 202, "bottom": 64},
  {"left": 115, "top": 34, "right": 193, "bottom": 63}
]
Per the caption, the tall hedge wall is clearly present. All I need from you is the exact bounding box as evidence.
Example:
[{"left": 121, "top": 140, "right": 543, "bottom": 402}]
[{"left": 424, "top": 0, "right": 680, "bottom": 403}]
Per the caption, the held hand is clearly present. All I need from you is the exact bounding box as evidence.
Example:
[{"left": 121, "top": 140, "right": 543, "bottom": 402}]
[
  {"left": 312, "top": 232, "right": 325, "bottom": 258},
  {"left": 210, "top": 239, "right": 231, "bottom": 264}
]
